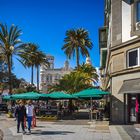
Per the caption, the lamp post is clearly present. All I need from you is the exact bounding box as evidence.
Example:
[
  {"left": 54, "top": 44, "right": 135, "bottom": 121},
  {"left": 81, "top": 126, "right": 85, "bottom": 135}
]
[{"left": 8, "top": 45, "right": 14, "bottom": 94}]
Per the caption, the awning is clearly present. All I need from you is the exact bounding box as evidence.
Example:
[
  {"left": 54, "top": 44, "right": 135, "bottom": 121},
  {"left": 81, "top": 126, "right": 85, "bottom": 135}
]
[
  {"left": 11, "top": 92, "right": 41, "bottom": 100},
  {"left": 74, "top": 88, "right": 109, "bottom": 99},
  {"left": 119, "top": 78, "right": 140, "bottom": 94},
  {"left": 40, "top": 91, "right": 77, "bottom": 100}
]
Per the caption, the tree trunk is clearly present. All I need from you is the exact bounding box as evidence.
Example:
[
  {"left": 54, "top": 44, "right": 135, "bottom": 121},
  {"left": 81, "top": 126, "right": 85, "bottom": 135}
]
[
  {"left": 76, "top": 47, "right": 79, "bottom": 68},
  {"left": 7, "top": 56, "right": 12, "bottom": 94},
  {"left": 31, "top": 65, "right": 34, "bottom": 84},
  {"left": 37, "top": 65, "right": 39, "bottom": 92}
]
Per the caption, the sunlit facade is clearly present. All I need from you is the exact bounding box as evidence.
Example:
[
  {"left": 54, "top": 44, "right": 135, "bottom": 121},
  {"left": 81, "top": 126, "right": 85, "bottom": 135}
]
[
  {"left": 99, "top": 0, "right": 140, "bottom": 124},
  {"left": 40, "top": 55, "right": 73, "bottom": 93}
]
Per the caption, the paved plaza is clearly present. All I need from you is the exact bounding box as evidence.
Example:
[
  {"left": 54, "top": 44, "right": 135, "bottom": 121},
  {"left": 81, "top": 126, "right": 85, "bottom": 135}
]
[{"left": 0, "top": 114, "right": 140, "bottom": 140}]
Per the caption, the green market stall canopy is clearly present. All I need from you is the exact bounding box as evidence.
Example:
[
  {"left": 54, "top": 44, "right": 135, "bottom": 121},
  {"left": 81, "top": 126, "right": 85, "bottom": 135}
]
[
  {"left": 40, "top": 91, "right": 76, "bottom": 99},
  {"left": 74, "top": 88, "right": 110, "bottom": 99}
]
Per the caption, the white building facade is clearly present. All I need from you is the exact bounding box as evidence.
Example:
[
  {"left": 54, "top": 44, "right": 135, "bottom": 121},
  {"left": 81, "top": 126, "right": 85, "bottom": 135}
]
[{"left": 40, "top": 55, "right": 73, "bottom": 93}]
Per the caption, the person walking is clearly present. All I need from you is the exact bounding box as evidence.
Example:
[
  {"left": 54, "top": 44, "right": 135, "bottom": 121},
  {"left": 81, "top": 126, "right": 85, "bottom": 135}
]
[
  {"left": 15, "top": 100, "right": 26, "bottom": 134},
  {"left": 26, "top": 100, "right": 34, "bottom": 134}
]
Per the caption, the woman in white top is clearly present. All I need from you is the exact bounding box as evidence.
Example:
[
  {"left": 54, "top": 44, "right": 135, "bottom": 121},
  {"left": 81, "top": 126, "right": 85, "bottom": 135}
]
[{"left": 26, "top": 100, "right": 34, "bottom": 134}]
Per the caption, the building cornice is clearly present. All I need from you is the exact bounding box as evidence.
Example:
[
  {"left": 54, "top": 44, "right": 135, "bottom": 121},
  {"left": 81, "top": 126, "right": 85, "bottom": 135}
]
[
  {"left": 110, "top": 37, "right": 140, "bottom": 52},
  {"left": 110, "top": 66, "right": 140, "bottom": 77}
]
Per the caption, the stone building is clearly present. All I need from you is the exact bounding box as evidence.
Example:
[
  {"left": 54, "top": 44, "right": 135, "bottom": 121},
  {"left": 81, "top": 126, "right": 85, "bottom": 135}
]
[
  {"left": 99, "top": 0, "right": 140, "bottom": 124},
  {"left": 40, "top": 55, "right": 73, "bottom": 93}
]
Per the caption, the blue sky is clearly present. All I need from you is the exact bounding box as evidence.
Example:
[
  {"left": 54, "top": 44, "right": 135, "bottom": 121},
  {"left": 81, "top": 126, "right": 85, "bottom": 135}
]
[{"left": 0, "top": 0, "right": 104, "bottom": 83}]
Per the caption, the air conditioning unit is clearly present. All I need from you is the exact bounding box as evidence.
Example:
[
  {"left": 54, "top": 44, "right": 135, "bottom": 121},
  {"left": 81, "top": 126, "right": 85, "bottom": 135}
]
[{"left": 136, "top": 22, "right": 140, "bottom": 30}]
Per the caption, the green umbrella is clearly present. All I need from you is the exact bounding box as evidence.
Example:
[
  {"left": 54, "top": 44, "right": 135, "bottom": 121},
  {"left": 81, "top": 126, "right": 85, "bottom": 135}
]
[
  {"left": 11, "top": 92, "right": 41, "bottom": 100},
  {"left": 74, "top": 93, "right": 102, "bottom": 98},
  {"left": 41, "top": 91, "right": 75, "bottom": 99},
  {"left": 74, "top": 88, "right": 110, "bottom": 98},
  {"left": 74, "top": 88, "right": 109, "bottom": 121},
  {"left": 2, "top": 95, "right": 13, "bottom": 100}
]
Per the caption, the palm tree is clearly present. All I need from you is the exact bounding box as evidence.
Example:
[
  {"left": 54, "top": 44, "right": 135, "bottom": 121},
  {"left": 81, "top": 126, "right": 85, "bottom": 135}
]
[
  {"left": 48, "top": 71, "right": 92, "bottom": 94},
  {"left": 19, "top": 43, "right": 49, "bottom": 91},
  {"left": 77, "top": 63, "right": 99, "bottom": 85},
  {"left": 0, "top": 23, "right": 24, "bottom": 94},
  {"left": 62, "top": 28, "right": 93, "bottom": 67},
  {"left": 34, "top": 51, "right": 49, "bottom": 91},
  {"left": 48, "top": 71, "right": 92, "bottom": 114},
  {"left": 19, "top": 43, "right": 38, "bottom": 85}
]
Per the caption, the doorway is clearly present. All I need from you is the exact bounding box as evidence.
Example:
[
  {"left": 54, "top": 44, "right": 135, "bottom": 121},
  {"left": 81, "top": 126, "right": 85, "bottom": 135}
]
[{"left": 128, "top": 94, "right": 140, "bottom": 123}]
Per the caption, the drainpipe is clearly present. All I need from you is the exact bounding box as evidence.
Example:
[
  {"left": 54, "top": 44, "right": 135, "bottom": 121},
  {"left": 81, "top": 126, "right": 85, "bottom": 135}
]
[
  {"left": 124, "top": 93, "right": 126, "bottom": 124},
  {"left": 110, "top": 76, "right": 112, "bottom": 123}
]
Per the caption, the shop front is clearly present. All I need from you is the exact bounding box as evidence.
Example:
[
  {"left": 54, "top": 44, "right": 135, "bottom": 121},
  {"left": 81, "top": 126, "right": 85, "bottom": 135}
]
[
  {"left": 127, "top": 94, "right": 140, "bottom": 123},
  {"left": 119, "top": 78, "right": 140, "bottom": 124}
]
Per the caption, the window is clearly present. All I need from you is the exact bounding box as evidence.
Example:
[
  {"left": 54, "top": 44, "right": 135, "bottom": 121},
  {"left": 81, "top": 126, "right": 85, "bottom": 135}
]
[
  {"left": 101, "top": 49, "right": 107, "bottom": 68},
  {"left": 50, "top": 75, "right": 52, "bottom": 82},
  {"left": 131, "top": 0, "right": 140, "bottom": 36},
  {"left": 99, "top": 27, "right": 107, "bottom": 49},
  {"left": 136, "top": 1, "right": 140, "bottom": 22},
  {"left": 127, "top": 48, "right": 140, "bottom": 67},
  {"left": 46, "top": 75, "right": 49, "bottom": 82}
]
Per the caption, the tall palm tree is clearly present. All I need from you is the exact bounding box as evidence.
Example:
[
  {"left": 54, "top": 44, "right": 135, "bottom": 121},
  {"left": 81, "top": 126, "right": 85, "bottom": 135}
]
[
  {"left": 19, "top": 43, "right": 38, "bottom": 85},
  {"left": 34, "top": 51, "right": 49, "bottom": 91},
  {"left": 62, "top": 28, "right": 93, "bottom": 67},
  {"left": 19, "top": 43, "right": 49, "bottom": 91},
  {"left": 0, "top": 23, "right": 24, "bottom": 94}
]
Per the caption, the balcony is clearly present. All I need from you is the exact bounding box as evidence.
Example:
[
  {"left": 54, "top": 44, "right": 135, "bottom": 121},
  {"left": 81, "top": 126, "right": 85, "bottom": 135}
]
[{"left": 99, "top": 27, "right": 107, "bottom": 49}]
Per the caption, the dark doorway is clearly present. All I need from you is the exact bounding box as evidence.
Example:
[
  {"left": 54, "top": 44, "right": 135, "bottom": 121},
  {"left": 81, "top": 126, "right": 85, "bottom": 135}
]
[
  {"left": 136, "top": 95, "right": 140, "bottom": 123},
  {"left": 128, "top": 94, "right": 140, "bottom": 123}
]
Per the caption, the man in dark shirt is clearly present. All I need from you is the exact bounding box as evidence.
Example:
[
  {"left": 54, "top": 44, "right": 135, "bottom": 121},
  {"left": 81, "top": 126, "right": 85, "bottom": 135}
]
[{"left": 15, "top": 100, "right": 26, "bottom": 134}]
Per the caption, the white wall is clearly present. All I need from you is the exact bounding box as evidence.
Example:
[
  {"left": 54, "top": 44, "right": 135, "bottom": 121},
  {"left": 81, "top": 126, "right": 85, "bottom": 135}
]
[{"left": 122, "top": 1, "right": 136, "bottom": 42}]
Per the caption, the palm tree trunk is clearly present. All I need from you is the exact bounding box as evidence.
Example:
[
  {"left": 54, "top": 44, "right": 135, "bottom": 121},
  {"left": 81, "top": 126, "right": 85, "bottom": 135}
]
[
  {"left": 76, "top": 47, "right": 79, "bottom": 68},
  {"left": 7, "top": 56, "right": 12, "bottom": 94},
  {"left": 31, "top": 65, "right": 34, "bottom": 84},
  {"left": 37, "top": 65, "right": 39, "bottom": 92}
]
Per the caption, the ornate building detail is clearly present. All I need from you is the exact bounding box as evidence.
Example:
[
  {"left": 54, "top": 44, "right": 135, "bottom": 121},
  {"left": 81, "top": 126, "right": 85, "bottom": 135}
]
[{"left": 40, "top": 55, "right": 73, "bottom": 92}]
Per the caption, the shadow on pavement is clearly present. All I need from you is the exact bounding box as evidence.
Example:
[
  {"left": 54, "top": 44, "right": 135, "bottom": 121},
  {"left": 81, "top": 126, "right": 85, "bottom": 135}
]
[
  {"left": 35, "top": 125, "right": 46, "bottom": 128},
  {"left": 122, "top": 125, "right": 140, "bottom": 140},
  {"left": 31, "top": 130, "right": 75, "bottom": 136}
]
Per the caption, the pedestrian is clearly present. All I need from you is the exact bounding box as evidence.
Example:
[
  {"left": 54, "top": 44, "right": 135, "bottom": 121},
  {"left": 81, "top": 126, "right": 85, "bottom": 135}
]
[
  {"left": 26, "top": 100, "right": 34, "bottom": 134},
  {"left": 15, "top": 100, "right": 26, "bottom": 134}
]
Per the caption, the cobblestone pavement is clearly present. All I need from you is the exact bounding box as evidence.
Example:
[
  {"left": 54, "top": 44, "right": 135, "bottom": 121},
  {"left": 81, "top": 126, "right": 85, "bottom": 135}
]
[{"left": 0, "top": 114, "right": 137, "bottom": 140}]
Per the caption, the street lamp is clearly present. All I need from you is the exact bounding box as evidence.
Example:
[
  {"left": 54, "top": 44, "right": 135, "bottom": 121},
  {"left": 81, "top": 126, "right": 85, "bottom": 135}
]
[{"left": 10, "top": 46, "right": 14, "bottom": 52}]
